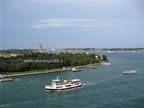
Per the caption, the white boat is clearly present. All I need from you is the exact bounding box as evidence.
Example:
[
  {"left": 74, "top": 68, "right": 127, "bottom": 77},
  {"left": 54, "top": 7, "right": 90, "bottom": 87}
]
[
  {"left": 72, "top": 68, "right": 81, "bottom": 72},
  {"left": 123, "top": 70, "right": 136, "bottom": 75},
  {"left": 101, "top": 62, "right": 112, "bottom": 66},
  {"left": 0, "top": 74, "right": 13, "bottom": 82},
  {"left": 107, "top": 51, "right": 112, "bottom": 53},
  {"left": 45, "top": 77, "right": 82, "bottom": 91}
]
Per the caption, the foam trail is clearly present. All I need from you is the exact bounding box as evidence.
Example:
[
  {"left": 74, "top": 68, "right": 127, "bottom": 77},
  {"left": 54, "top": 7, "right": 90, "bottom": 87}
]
[{"left": 83, "top": 75, "right": 122, "bottom": 87}]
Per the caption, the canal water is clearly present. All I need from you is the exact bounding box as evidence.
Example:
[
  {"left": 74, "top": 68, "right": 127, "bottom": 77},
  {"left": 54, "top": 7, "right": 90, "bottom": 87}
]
[{"left": 0, "top": 52, "right": 144, "bottom": 108}]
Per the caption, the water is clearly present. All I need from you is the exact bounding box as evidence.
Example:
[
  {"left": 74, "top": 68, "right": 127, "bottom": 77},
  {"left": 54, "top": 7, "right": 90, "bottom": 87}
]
[{"left": 0, "top": 52, "right": 144, "bottom": 108}]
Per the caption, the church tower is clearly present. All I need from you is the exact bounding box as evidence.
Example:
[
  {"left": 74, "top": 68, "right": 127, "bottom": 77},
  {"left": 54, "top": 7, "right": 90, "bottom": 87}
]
[{"left": 39, "top": 44, "right": 42, "bottom": 53}]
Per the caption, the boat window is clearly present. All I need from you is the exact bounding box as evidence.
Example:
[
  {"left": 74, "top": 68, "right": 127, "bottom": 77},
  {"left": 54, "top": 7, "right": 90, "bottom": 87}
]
[
  {"left": 74, "top": 83, "right": 79, "bottom": 85},
  {"left": 65, "top": 85, "right": 71, "bottom": 87},
  {"left": 72, "top": 81, "right": 80, "bottom": 83},
  {"left": 56, "top": 86, "right": 62, "bottom": 88}
]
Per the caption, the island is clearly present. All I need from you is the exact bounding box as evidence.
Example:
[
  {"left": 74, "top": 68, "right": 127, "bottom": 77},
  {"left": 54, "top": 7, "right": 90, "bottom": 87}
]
[
  {"left": 0, "top": 52, "right": 108, "bottom": 76},
  {"left": 64, "top": 48, "right": 144, "bottom": 52}
]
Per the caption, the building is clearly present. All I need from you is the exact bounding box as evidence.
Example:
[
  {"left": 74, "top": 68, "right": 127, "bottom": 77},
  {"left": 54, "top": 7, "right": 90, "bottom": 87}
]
[
  {"left": 0, "top": 53, "right": 23, "bottom": 58},
  {"left": 39, "top": 44, "right": 42, "bottom": 53}
]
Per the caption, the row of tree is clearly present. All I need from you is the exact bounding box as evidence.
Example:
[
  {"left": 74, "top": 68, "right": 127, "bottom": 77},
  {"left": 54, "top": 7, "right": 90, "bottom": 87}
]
[{"left": 0, "top": 52, "right": 108, "bottom": 74}]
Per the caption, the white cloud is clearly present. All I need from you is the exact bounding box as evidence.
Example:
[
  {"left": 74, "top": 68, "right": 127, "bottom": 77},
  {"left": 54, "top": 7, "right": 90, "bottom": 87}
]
[
  {"left": 32, "top": 23, "right": 71, "bottom": 29},
  {"left": 32, "top": 18, "right": 133, "bottom": 31}
]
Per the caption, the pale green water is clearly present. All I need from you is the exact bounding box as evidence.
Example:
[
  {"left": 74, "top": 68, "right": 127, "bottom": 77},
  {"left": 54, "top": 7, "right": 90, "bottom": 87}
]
[{"left": 0, "top": 52, "right": 144, "bottom": 108}]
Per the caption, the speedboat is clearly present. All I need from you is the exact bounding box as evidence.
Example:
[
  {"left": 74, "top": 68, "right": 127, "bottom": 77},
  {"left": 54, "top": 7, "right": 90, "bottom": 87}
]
[
  {"left": 123, "top": 70, "right": 136, "bottom": 75},
  {"left": 88, "top": 65, "right": 96, "bottom": 69},
  {"left": 0, "top": 74, "right": 13, "bottom": 82},
  {"left": 45, "top": 77, "right": 82, "bottom": 91},
  {"left": 101, "top": 62, "right": 112, "bottom": 66},
  {"left": 72, "top": 68, "right": 81, "bottom": 72}
]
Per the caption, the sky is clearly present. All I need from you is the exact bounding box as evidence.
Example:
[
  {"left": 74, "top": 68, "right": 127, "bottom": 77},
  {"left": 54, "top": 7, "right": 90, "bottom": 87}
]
[{"left": 1, "top": 0, "right": 144, "bottom": 49}]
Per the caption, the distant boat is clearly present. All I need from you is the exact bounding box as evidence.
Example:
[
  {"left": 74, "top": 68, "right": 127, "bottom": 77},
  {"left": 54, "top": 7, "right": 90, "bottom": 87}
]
[
  {"left": 107, "top": 51, "right": 112, "bottom": 53},
  {"left": 72, "top": 68, "right": 81, "bottom": 72},
  {"left": 52, "top": 48, "right": 56, "bottom": 51},
  {"left": 45, "top": 76, "right": 82, "bottom": 91},
  {"left": 101, "top": 62, "right": 112, "bottom": 66},
  {"left": 0, "top": 74, "right": 13, "bottom": 82},
  {"left": 88, "top": 65, "right": 96, "bottom": 69},
  {"left": 123, "top": 70, "right": 136, "bottom": 75}
]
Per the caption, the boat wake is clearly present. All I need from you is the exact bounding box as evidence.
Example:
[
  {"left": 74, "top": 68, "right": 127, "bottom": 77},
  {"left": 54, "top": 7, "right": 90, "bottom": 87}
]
[{"left": 83, "top": 75, "right": 122, "bottom": 87}]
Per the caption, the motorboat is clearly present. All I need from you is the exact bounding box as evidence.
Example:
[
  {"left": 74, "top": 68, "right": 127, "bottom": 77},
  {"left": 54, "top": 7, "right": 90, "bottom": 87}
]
[
  {"left": 88, "top": 65, "right": 96, "bottom": 69},
  {"left": 0, "top": 74, "right": 13, "bottom": 82},
  {"left": 45, "top": 76, "right": 82, "bottom": 91},
  {"left": 123, "top": 70, "right": 136, "bottom": 75},
  {"left": 101, "top": 62, "right": 112, "bottom": 66},
  {"left": 72, "top": 68, "right": 81, "bottom": 72}
]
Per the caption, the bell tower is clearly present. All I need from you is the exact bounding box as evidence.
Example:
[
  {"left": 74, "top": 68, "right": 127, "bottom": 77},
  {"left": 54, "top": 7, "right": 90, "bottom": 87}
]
[{"left": 39, "top": 44, "right": 42, "bottom": 53}]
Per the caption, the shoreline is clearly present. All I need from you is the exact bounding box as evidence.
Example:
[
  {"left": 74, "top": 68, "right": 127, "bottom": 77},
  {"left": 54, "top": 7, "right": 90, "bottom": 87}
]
[{"left": 6, "top": 63, "right": 100, "bottom": 77}]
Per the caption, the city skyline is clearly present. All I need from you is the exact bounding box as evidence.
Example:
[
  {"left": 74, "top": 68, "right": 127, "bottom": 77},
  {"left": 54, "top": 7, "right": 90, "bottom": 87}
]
[{"left": 1, "top": 0, "right": 144, "bottom": 49}]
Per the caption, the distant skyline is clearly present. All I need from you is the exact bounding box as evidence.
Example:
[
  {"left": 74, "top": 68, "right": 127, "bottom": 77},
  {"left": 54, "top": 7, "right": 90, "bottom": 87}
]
[{"left": 1, "top": 0, "right": 144, "bottom": 49}]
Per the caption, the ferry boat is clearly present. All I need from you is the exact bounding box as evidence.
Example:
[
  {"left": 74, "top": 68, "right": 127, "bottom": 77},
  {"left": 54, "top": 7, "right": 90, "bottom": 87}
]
[
  {"left": 0, "top": 74, "right": 13, "bottom": 82},
  {"left": 123, "top": 70, "right": 136, "bottom": 75},
  {"left": 72, "top": 68, "right": 81, "bottom": 72},
  {"left": 45, "top": 77, "right": 82, "bottom": 91}
]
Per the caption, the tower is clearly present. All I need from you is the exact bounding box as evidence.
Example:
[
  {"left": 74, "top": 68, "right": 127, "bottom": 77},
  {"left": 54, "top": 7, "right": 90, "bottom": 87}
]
[{"left": 39, "top": 44, "right": 42, "bottom": 53}]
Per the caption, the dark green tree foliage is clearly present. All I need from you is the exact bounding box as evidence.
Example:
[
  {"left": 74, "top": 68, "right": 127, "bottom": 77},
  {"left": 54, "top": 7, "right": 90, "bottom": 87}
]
[
  {"left": 102, "top": 54, "right": 108, "bottom": 61},
  {"left": 0, "top": 53, "right": 106, "bottom": 73}
]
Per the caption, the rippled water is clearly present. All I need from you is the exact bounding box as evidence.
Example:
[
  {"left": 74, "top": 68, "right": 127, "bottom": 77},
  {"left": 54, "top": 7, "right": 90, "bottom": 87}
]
[{"left": 0, "top": 52, "right": 144, "bottom": 108}]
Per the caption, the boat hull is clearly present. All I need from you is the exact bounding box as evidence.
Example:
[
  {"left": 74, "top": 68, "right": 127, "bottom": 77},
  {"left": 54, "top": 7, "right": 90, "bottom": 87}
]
[
  {"left": 45, "top": 84, "right": 82, "bottom": 91},
  {"left": 72, "top": 70, "right": 81, "bottom": 72}
]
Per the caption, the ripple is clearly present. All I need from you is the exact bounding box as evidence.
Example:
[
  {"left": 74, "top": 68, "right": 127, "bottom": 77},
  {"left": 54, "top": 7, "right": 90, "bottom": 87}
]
[
  {"left": 83, "top": 75, "right": 122, "bottom": 87},
  {"left": 0, "top": 99, "right": 44, "bottom": 107},
  {"left": 14, "top": 79, "right": 22, "bottom": 82}
]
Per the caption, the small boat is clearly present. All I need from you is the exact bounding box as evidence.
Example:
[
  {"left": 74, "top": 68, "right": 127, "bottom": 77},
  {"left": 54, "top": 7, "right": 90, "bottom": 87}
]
[
  {"left": 107, "top": 51, "right": 112, "bottom": 53},
  {"left": 52, "top": 48, "right": 56, "bottom": 51},
  {"left": 45, "top": 76, "right": 82, "bottom": 91},
  {"left": 101, "top": 62, "right": 112, "bottom": 66},
  {"left": 88, "top": 66, "right": 96, "bottom": 69},
  {"left": 0, "top": 74, "right": 13, "bottom": 82},
  {"left": 72, "top": 68, "right": 81, "bottom": 72},
  {"left": 123, "top": 70, "right": 136, "bottom": 75}
]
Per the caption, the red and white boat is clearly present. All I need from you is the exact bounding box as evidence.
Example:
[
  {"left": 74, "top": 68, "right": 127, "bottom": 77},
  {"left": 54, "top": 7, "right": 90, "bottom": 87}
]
[{"left": 45, "top": 77, "right": 82, "bottom": 91}]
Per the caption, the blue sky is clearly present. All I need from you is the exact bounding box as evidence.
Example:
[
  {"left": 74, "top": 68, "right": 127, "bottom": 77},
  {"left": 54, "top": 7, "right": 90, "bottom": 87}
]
[{"left": 1, "top": 0, "right": 144, "bottom": 49}]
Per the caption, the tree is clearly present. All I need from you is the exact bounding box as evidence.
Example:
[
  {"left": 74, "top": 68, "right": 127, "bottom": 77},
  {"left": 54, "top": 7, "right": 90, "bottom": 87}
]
[
  {"left": 0, "top": 52, "right": 108, "bottom": 73},
  {"left": 102, "top": 54, "right": 108, "bottom": 61}
]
